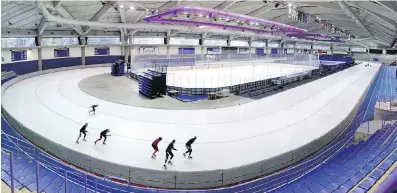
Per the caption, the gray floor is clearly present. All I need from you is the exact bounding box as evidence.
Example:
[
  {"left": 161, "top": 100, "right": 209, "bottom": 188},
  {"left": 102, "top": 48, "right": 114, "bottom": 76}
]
[{"left": 78, "top": 73, "right": 254, "bottom": 110}]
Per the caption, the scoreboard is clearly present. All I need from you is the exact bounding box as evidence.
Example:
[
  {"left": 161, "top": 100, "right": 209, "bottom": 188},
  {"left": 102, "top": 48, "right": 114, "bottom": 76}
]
[
  {"left": 94, "top": 47, "right": 110, "bottom": 55},
  {"left": 54, "top": 48, "right": 70, "bottom": 57},
  {"left": 11, "top": 50, "right": 27, "bottom": 61}
]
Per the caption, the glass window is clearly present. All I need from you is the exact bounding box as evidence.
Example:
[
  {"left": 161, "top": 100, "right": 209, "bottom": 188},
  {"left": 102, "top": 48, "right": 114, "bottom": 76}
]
[
  {"left": 1, "top": 38, "right": 35, "bottom": 48},
  {"left": 203, "top": 39, "right": 227, "bottom": 46},
  {"left": 351, "top": 47, "right": 367, "bottom": 52},
  {"left": 169, "top": 37, "right": 199, "bottom": 45},
  {"left": 251, "top": 41, "right": 266, "bottom": 47},
  {"left": 286, "top": 44, "right": 295, "bottom": 48},
  {"left": 334, "top": 46, "right": 349, "bottom": 51},
  {"left": 230, "top": 40, "right": 249, "bottom": 47},
  {"left": 296, "top": 44, "right": 311, "bottom": 49},
  {"left": 42, "top": 38, "right": 79, "bottom": 46},
  {"left": 268, "top": 42, "right": 279, "bottom": 48},
  {"left": 313, "top": 45, "right": 330, "bottom": 50},
  {"left": 87, "top": 37, "right": 121, "bottom": 45},
  {"left": 132, "top": 37, "right": 164, "bottom": 45}
]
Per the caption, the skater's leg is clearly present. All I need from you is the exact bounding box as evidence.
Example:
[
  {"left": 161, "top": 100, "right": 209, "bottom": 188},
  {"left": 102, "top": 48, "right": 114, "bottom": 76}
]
[
  {"left": 83, "top": 132, "right": 87, "bottom": 140},
  {"left": 103, "top": 135, "right": 107, "bottom": 144},
  {"left": 94, "top": 137, "right": 102, "bottom": 144},
  {"left": 165, "top": 152, "right": 169, "bottom": 163},
  {"left": 188, "top": 148, "right": 193, "bottom": 156},
  {"left": 76, "top": 133, "right": 82, "bottom": 143},
  {"left": 169, "top": 151, "right": 174, "bottom": 160}
]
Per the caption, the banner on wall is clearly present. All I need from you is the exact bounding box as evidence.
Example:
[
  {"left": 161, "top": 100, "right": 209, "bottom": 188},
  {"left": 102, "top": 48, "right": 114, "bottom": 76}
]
[
  {"left": 94, "top": 47, "right": 110, "bottom": 55},
  {"left": 54, "top": 48, "right": 70, "bottom": 57},
  {"left": 179, "top": 48, "right": 195, "bottom": 55},
  {"left": 207, "top": 47, "right": 222, "bottom": 54},
  {"left": 238, "top": 48, "right": 250, "bottom": 54},
  {"left": 256, "top": 48, "right": 265, "bottom": 55},
  {"left": 139, "top": 47, "right": 158, "bottom": 55},
  {"left": 11, "top": 50, "right": 27, "bottom": 61},
  {"left": 271, "top": 48, "right": 278, "bottom": 54}
]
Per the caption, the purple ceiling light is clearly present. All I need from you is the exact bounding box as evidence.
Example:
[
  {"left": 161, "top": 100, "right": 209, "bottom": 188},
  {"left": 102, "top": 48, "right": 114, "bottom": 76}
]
[{"left": 144, "top": 6, "right": 344, "bottom": 43}]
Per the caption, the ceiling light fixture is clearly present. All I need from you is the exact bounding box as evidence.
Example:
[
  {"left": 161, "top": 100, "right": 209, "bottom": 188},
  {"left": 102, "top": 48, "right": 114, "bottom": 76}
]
[
  {"left": 129, "top": 6, "right": 135, "bottom": 10},
  {"left": 288, "top": 3, "right": 292, "bottom": 7},
  {"left": 119, "top": 5, "right": 124, "bottom": 8}
]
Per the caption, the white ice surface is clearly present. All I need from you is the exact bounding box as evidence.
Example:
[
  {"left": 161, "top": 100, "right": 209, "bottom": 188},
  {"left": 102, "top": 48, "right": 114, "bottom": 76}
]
[
  {"left": 2, "top": 62, "right": 380, "bottom": 172},
  {"left": 166, "top": 62, "right": 317, "bottom": 88}
]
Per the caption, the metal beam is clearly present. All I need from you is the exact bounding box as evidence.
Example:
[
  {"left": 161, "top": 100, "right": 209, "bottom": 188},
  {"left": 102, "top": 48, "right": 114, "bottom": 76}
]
[
  {"left": 127, "top": 29, "right": 138, "bottom": 36},
  {"left": 246, "top": 5, "right": 274, "bottom": 17},
  {"left": 350, "top": 4, "right": 396, "bottom": 31},
  {"left": 37, "top": 0, "right": 63, "bottom": 35},
  {"left": 45, "top": 3, "right": 84, "bottom": 35},
  {"left": 373, "top": 38, "right": 391, "bottom": 47},
  {"left": 338, "top": 1, "right": 373, "bottom": 37},
  {"left": 215, "top": 0, "right": 239, "bottom": 11},
  {"left": 169, "top": 29, "right": 180, "bottom": 37},
  {"left": 1, "top": 29, "right": 37, "bottom": 37},
  {"left": 83, "top": 4, "right": 113, "bottom": 35},
  {"left": 119, "top": 4, "right": 127, "bottom": 35},
  {"left": 202, "top": 32, "right": 208, "bottom": 39},
  {"left": 374, "top": 1, "right": 397, "bottom": 16},
  {"left": 37, "top": 13, "right": 49, "bottom": 35}
]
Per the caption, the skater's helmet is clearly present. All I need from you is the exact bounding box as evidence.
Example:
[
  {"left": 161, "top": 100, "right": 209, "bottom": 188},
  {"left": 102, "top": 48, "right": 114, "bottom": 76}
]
[
  {"left": 85, "top": 122, "right": 88, "bottom": 125},
  {"left": 172, "top": 139, "right": 175, "bottom": 143},
  {"left": 159, "top": 137, "right": 162, "bottom": 140},
  {"left": 106, "top": 129, "right": 111, "bottom": 132}
]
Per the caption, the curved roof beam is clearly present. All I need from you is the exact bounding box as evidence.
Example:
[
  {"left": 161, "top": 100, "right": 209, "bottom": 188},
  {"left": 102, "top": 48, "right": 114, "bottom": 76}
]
[{"left": 338, "top": 1, "right": 373, "bottom": 37}]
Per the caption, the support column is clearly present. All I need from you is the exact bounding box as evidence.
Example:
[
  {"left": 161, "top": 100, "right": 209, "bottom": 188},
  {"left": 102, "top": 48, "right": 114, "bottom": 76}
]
[
  {"left": 80, "top": 36, "right": 86, "bottom": 65},
  {"left": 166, "top": 37, "right": 171, "bottom": 59},
  {"left": 201, "top": 46, "right": 204, "bottom": 61},
  {"left": 37, "top": 35, "right": 43, "bottom": 71}
]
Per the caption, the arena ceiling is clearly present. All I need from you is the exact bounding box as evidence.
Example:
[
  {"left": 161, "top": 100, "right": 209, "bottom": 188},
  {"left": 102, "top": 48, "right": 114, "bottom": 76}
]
[{"left": 2, "top": 0, "right": 397, "bottom": 48}]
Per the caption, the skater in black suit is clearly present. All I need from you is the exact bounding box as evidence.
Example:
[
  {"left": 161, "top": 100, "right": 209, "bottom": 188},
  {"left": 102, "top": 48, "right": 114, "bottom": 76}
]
[
  {"left": 76, "top": 123, "right": 88, "bottom": 144},
  {"left": 89, "top": 105, "right": 98, "bottom": 115},
  {"left": 94, "top": 129, "right": 111, "bottom": 145},
  {"left": 183, "top": 136, "right": 197, "bottom": 159},
  {"left": 164, "top": 140, "right": 177, "bottom": 169}
]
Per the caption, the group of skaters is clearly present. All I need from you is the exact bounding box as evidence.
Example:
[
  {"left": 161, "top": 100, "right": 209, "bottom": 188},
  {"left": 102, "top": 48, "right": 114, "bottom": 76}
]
[
  {"left": 77, "top": 105, "right": 197, "bottom": 169},
  {"left": 152, "top": 136, "right": 197, "bottom": 169}
]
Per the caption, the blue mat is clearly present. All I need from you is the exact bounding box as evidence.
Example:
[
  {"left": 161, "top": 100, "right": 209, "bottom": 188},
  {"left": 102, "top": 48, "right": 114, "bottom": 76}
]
[{"left": 174, "top": 94, "right": 207, "bottom": 102}]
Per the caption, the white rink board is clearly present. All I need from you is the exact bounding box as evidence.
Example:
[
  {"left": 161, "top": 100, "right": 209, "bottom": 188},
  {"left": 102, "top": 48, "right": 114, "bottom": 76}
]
[{"left": 1, "top": 62, "right": 380, "bottom": 174}]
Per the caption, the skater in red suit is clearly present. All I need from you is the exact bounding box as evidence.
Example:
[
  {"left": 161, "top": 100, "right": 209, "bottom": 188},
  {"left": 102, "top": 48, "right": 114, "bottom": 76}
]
[
  {"left": 183, "top": 136, "right": 197, "bottom": 159},
  {"left": 163, "top": 140, "right": 177, "bottom": 169},
  {"left": 94, "top": 129, "right": 111, "bottom": 145},
  {"left": 89, "top": 105, "right": 98, "bottom": 115},
  {"left": 76, "top": 123, "right": 88, "bottom": 144},
  {"left": 151, "top": 137, "right": 162, "bottom": 158}
]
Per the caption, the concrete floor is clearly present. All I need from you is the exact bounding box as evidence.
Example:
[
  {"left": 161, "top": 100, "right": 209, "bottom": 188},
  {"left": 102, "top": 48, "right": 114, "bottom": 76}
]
[{"left": 78, "top": 73, "right": 255, "bottom": 110}]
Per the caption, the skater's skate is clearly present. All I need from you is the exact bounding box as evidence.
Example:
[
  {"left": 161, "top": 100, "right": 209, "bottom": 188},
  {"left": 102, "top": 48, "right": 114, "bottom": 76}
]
[
  {"left": 83, "top": 139, "right": 86, "bottom": 141},
  {"left": 167, "top": 161, "right": 173, "bottom": 165},
  {"left": 183, "top": 153, "right": 186, "bottom": 157},
  {"left": 188, "top": 156, "right": 193, "bottom": 159},
  {"left": 76, "top": 141, "right": 79, "bottom": 144},
  {"left": 163, "top": 165, "right": 167, "bottom": 169},
  {"left": 103, "top": 142, "right": 106, "bottom": 145},
  {"left": 151, "top": 155, "right": 156, "bottom": 159}
]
